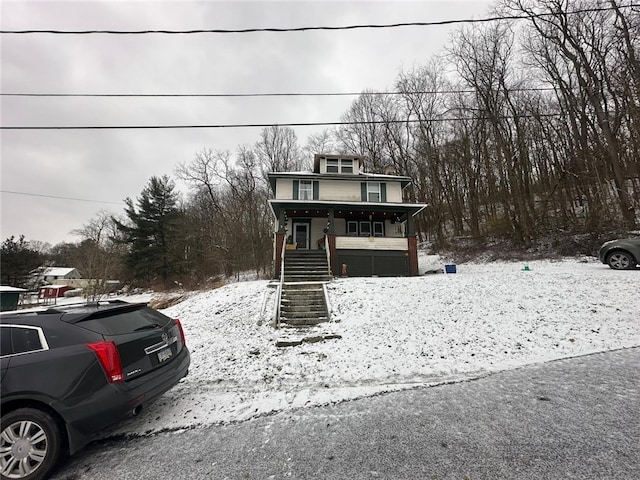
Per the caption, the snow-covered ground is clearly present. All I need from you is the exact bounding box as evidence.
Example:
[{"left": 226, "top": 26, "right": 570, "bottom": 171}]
[{"left": 109, "top": 256, "right": 639, "bottom": 438}]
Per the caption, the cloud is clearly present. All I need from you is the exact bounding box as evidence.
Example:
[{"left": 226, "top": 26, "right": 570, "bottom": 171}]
[{"left": 1, "top": 0, "right": 493, "bottom": 245}]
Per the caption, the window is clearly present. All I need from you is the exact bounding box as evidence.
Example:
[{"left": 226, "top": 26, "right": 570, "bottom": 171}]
[
  {"left": 367, "top": 183, "right": 381, "bottom": 202},
  {"left": 0, "top": 327, "right": 13, "bottom": 356},
  {"left": 299, "top": 180, "right": 313, "bottom": 200},
  {"left": 0, "top": 325, "right": 48, "bottom": 357},
  {"left": 347, "top": 221, "right": 358, "bottom": 236},
  {"left": 359, "top": 221, "right": 371, "bottom": 236},
  {"left": 340, "top": 159, "right": 354, "bottom": 174},
  {"left": 373, "top": 221, "right": 385, "bottom": 237},
  {"left": 326, "top": 158, "right": 355, "bottom": 174}
]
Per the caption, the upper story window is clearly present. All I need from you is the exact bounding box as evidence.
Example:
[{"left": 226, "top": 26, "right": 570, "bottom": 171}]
[
  {"left": 293, "top": 179, "right": 318, "bottom": 200},
  {"left": 367, "top": 182, "right": 381, "bottom": 202},
  {"left": 325, "top": 158, "right": 355, "bottom": 174},
  {"left": 340, "top": 159, "right": 354, "bottom": 174},
  {"left": 361, "top": 181, "right": 387, "bottom": 203},
  {"left": 326, "top": 159, "right": 339, "bottom": 173},
  {"left": 299, "top": 180, "right": 313, "bottom": 200}
]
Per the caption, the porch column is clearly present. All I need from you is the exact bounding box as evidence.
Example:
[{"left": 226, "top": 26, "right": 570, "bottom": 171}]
[
  {"left": 277, "top": 210, "right": 287, "bottom": 233},
  {"left": 407, "top": 235, "right": 419, "bottom": 276},
  {"left": 327, "top": 209, "right": 336, "bottom": 234},
  {"left": 326, "top": 233, "right": 337, "bottom": 276},
  {"left": 274, "top": 232, "right": 286, "bottom": 279},
  {"left": 406, "top": 213, "right": 416, "bottom": 236}
]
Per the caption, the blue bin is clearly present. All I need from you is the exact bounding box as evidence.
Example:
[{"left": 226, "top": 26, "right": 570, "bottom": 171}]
[{"left": 445, "top": 264, "right": 457, "bottom": 274}]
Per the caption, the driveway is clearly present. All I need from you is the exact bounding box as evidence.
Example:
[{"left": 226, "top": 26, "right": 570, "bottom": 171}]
[{"left": 52, "top": 347, "right": 639, "bottom": 480}]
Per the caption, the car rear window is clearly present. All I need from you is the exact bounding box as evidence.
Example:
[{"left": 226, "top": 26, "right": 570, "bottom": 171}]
[
  {"left": 70, "top": 307, "right": 171, "bottom": 335},
  {"left": 0, "top": 325, "right": 46, "bottom": 356},
  {"left": 0, "top": 327, "right": 13, "bottom": 355}
]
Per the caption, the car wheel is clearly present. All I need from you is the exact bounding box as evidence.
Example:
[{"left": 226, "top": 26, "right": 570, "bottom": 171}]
[
  {"left": 0, "top": 408, "right": 64, "bottom": 480},
  {"left": 606, "top": 251, "right": 636, "bottom": 270}
]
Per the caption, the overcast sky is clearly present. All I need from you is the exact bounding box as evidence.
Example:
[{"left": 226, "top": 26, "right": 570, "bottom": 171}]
[{"left": 1, "top": 0, "right": 493, "bottom": 246}]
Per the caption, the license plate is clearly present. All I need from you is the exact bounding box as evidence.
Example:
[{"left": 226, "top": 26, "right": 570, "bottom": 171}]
[{"left": 157, "top": 348, "right": 172, "bottom": 363}]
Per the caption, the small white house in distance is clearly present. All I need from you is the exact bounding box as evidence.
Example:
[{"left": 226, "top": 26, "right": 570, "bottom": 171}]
[{"left": 29, "top": 267, "right": 81, "bottom": 287}]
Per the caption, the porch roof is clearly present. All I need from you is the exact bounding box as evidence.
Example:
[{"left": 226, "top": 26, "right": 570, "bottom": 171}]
[{"left": 268, "top": 199, "right": 427, "bottom": 220}]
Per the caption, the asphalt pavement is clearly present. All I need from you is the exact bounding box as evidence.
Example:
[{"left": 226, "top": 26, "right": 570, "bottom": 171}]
[{"left": 52, "top": 347, "right": 640, "bottom": 480}]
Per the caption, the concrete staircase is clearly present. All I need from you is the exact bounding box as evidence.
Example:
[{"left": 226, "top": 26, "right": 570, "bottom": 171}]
[
  {"left": 279, "top": 283, "right": 328, "bottom": 326},
  {"left": 278, "top": 250, "right": 331, "bottom": 326},
  {"left": 282, "top": 250, "right": 333, "bottom": 282},
  {"left": 276, "top": 250, "right": 341, "bottom": 347}
]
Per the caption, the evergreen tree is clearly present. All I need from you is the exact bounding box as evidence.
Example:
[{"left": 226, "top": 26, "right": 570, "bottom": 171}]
[
  {"left": 0, "top": 235, "right": 45, "bottom": 288},
  {"left": 114, "top": 175, "right": 182, "bottom": 285}
]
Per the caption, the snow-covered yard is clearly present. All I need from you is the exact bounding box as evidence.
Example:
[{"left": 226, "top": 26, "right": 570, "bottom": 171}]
[{"left": 110, "top": 257, "right": 639, "bottom": 438}]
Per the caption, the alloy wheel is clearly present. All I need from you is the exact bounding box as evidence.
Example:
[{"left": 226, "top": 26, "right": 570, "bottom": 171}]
[
  {"left": 608, "top": 252, "right": 631, "bottom": 270},
  {"left": 0, "top": 420, "right": 48, "bottom": 479}
]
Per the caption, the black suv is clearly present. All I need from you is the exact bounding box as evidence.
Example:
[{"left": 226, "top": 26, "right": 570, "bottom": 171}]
[{"left": 0, "top": 300, "right": 190, "bottom": 480}]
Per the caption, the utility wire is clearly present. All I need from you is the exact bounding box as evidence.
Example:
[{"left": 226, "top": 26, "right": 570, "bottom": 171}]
[
  {"left": 0, "top": 88, "right": 557, "bottom": 98},
  {"left": 1, "top": 4, "right": 638, "bottom": 35},
  {"left": 0, "top": 115, "right": 563, "bottom": 130},
  {"left": 0, "top": 190, "right": 125, "bottom": 205}
]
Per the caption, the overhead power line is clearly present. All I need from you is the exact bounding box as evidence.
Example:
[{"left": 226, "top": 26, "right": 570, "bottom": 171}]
[
  {"left": 1, "top": 5, "right": 638, "bottom": 35},
  {"left": 0, "top": 190, "right": 125, "bottom": 205},
  {"left": 0, "top": 115, "right": 563, "bottom": 130},
  {"left": 0, "top": 87, "right": 557, "bottom": 98}
]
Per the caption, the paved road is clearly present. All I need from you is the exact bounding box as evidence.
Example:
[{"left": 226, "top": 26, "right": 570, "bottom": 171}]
[{"left": 52, "top": 347, "right": 640, "bottom": 480}]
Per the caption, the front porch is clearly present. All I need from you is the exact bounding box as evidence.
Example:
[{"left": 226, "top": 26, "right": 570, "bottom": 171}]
[{"left": 270, "top": 201, "right": 423, "bottom": 278}]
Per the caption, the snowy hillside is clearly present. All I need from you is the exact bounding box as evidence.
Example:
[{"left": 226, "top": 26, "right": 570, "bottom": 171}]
[{"left": 109, "top": 257, "right": 639, "bottom": 437}]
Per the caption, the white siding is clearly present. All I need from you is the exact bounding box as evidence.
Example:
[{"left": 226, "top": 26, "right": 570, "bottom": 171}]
[
  {"left": 385, "top": 219, "right": 404, "bottom": 237},
  {"left": 275, "top": 178, "right": 294, "bottom": 200},
  {"left": 335, "top": 236, "right": 408, "bottom": 250},
  {"left": 318, "top": 180, "right": 361, "bottom": 201},
  {"left": 275, "top": 176, "right": 404, "bottom": 203},
  {"left": 384, "top": 183, "right": 403, "bottom": 202},
  {"left": 310, "top": 219, "right": 326, "bottom": 249}
]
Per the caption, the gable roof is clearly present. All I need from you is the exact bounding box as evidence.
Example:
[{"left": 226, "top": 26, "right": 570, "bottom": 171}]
[{"left": 41, "top": 267, "right": 79, "bottom": 277}]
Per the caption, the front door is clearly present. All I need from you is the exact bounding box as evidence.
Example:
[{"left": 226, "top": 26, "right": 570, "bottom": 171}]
[{"left": 293, "top": 222, "right": 310, "bottom": 250}]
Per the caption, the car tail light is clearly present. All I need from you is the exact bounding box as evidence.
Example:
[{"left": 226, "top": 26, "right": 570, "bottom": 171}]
[
  {"left": 174, "top": 319, "right": 186, "bottom": 346},
  {"left": 87, "top": 341, "right": 123, "bottom": 383}
]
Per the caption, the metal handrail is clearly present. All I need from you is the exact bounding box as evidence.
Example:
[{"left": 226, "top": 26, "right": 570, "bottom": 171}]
[
  {"left": 322, "top": 282, "right": 332, "bottom": 323},
  {"left": 324, "top": 235, "right": 332, "bottom": 276}
]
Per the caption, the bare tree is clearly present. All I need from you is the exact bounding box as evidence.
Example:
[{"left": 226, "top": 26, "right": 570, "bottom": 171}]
[
  {"left": 176, "top": 147, "right": 272, "bottom": 280},
  {"left": 255, "top": 125, "right": 304, "bottom": 173},
  {"left": 503, "top": 0, "right": 638, "bottom": 228},
  {"left": 72, "top": 211, "right": 125, "bottom": 300}
]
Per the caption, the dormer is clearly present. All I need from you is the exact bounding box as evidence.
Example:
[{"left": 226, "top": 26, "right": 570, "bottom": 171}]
[{"left": 313, "top": 154, "right": 366, "bottom": 175}]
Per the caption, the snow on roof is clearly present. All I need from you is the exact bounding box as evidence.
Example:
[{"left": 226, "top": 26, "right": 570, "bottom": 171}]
[
  {"left": 0, "top": 286, "right": 27, "bottom": 292},
  {"left": 42, "top": 267, "right": 77, "bottom": 277}
]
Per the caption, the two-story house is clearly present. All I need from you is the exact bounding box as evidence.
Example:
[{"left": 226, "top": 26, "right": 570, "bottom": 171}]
[{"left": 268, "top": 154, "right": 427, "bottom": 277}]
